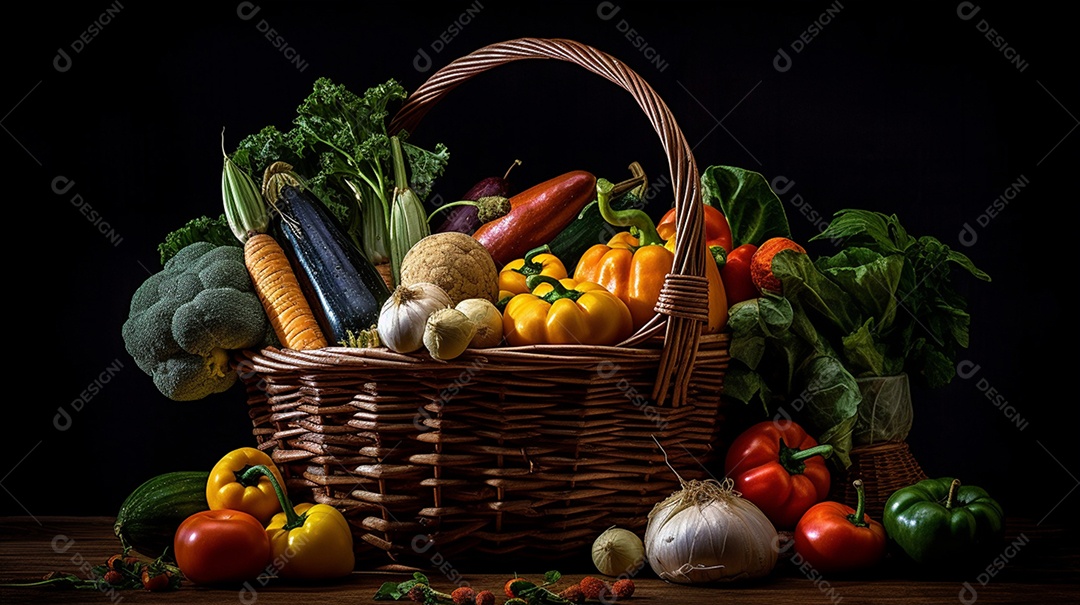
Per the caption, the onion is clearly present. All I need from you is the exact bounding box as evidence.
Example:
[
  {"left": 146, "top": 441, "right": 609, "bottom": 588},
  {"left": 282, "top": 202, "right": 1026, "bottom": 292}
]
[
  {"left": 377, "top": 282, "right": 453, "bottom": 353},
  {"left": 644, "top": 442, "right": 778, "bottom": 584},
  {"left": 423, "top": 307, "right": 477, "bottom": 360},
  {"left": 592, "top": 526, "right": 646, "bottom": 577},
  {"left": 455, "top": 298, "right": 504, "bottom": 348}
]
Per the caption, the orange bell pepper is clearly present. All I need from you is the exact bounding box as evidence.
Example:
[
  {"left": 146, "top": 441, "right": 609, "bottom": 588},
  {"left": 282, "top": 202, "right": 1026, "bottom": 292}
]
[
  {"left": 573, "top": 179, "right": 728, "bottom": 333},
  {"left": 657, "top": 204, "right": 733, "bottom": 254}
]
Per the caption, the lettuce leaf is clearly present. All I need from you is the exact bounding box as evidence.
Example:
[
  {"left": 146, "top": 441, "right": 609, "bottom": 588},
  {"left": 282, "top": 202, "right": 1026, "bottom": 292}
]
[{"left": 702, "top": 165, "right": 790, "bottom": 247}]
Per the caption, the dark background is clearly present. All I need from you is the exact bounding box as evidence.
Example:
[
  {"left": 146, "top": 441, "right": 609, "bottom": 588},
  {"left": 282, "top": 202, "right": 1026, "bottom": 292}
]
[{"left": 4, "top": 1, "right": 1075, "bottom": 532}]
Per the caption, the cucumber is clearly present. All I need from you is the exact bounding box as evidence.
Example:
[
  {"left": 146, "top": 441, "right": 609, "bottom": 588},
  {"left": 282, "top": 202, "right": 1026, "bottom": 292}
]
[
  {"left": 547, "top": 190, "right": 645, "bottom": 274},
  {"left": 113, "top": 471, "right": 210, "bottom": 559}
]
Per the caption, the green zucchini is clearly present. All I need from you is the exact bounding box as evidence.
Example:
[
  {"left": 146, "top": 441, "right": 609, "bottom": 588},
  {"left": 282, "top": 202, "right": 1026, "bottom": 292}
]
[
  {"left": 547, "top": 190, "right": 645, "bottom": 274},
  {"left": 113, "top": 471, "right": 210, "bottom": 559}
]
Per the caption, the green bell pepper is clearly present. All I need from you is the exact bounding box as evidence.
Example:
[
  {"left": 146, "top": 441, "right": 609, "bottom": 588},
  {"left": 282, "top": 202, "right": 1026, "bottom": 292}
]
[{"left": 883, "top": 477, "right": 1005, "bottom": 565}]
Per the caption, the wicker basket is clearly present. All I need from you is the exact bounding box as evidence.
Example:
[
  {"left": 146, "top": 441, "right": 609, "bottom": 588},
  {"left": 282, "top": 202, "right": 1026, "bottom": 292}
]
[
  {"left": 830, "top": 440, "right": 929, "bottom": 521},
  {"left": 238, "top": 37, "right": 731, "bottom": 569}
]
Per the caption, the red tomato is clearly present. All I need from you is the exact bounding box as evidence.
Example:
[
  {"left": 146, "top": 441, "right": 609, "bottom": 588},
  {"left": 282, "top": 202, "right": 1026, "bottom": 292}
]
[
  {"left": 794, "top": 481, "right": 887, "bottom": 573},
  {"left": 720, "top": 243, "right": 758, "bottom": 305},
  {"left": 174, "top": 509, "right": 271, "bottom": 585}
]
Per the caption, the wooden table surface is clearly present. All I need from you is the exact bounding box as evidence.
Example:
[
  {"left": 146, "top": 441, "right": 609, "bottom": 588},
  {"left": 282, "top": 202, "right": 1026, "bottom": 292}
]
[{"left": 1, "top": 516, "right": 1076, "bottom": 604}]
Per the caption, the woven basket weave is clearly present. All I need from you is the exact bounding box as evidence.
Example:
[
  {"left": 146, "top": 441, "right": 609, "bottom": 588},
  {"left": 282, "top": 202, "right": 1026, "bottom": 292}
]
[
  {"left": 239, "top": 37, "right": 730, "bottom": 569},
  {"left": 830, "top": 441, "right": 929, "bottom": 521}
]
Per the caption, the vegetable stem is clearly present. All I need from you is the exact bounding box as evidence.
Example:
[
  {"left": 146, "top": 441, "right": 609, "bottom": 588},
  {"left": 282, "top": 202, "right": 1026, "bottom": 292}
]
[
  {"left": 789, "top": 443, "right": 835, "bottom": 462},
  {"left": 237, "top": 464, "right": 306, "bottom": 530},
  {"left": 945, "top": 478, "right": 962, "bottom": 509},
  {"left": 778, "top": 438, "right": 833, "bottom": 475},
  {"left": 596, "top": 176, "right": 659, "bottom": 246},
  {"left": 846, "top": 479, "right": 870, "bottom": 528},
  {"left": 526, "top": 274, "right": 582, "bottom": 303},
  {"left": 515, "top": 245, "right": 553, "bottom": 277}
]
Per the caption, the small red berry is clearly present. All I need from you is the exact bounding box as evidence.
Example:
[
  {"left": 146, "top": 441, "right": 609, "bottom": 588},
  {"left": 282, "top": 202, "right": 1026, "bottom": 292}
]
[
  {"left": 505, "top": 578, "right": 533, "bottom": 598},
  {"left": 611, "top": 578, "right": 636, "bottom": 599},
  {"left": 578, "top": 576, "right": 609, "bottom": 600},
  {"left": 559, "top": 584, "right": 586, "bottom": 604},
  {"left": 451, "top": 586, "right": 477, "bottom": 605},
  {"left": 102, "top": 570, "right": 124, "bottom": 585},
  {"left": 475, "top": 589, "right": 496, "bottom": 605},
  {"left": 407, "top": 585, "right": 428, "bottom": 602}
]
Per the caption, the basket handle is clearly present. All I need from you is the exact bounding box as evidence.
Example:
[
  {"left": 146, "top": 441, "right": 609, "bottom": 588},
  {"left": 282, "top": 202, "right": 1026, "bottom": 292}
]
[{"left": 389, "top": 37, "right": 709, "bottom": 407}]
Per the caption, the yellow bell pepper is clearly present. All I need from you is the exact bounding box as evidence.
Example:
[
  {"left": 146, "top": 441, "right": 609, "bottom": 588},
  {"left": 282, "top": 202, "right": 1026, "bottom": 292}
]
[
  {"left": 503, "top": 275, "right": 633, "bottom": 346},
  {"left": 206, "top": 447, "right": 287, "bottom": 524},
  {"left": 233, "top": 460, "right": 356, "bottom": 580},
  {"left": 266, "top": 502, "right": 355, "bottom": 580},
  {"left": 499, "top": 245, "right": 568, "bottom": 295},
  {"left": 573, "top": 178, "right": 728, "bottom": 333}
]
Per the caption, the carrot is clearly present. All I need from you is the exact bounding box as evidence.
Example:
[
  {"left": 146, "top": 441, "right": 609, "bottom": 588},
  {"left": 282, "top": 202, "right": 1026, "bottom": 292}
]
[
  {"left": 221, "top": 134, "right": 328, "bottom": 350},
  {"left": 243, "top": 232, "right": 327, "bottom": 350}
]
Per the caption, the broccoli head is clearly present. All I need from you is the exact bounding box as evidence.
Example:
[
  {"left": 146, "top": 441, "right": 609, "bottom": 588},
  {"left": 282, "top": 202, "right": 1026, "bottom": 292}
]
[{"left": 122, "top": 241, "right": 274, "bottom": 401}]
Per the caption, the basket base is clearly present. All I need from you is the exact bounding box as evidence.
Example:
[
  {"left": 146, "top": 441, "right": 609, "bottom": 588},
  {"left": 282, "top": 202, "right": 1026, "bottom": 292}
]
[{"left": 830, "top": 440, "right": 928, "bottom": 521}]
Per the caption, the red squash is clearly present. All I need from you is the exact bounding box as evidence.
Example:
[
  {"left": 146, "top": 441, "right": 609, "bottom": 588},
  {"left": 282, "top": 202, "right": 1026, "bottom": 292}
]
[{"left": 723, "top": 420, "right": 833, "bottom": 530}]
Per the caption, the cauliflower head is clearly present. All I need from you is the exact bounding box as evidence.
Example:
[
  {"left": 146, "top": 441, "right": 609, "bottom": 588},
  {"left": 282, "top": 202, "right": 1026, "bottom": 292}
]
[{"left": 122, "top": 241, "right": 273, "bottom": 401}]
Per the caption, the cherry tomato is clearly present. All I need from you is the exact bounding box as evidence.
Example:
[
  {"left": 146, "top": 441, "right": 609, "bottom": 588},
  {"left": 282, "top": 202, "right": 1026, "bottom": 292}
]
[
  {"left": 174, "top": 509, "right": 271, "bottom": 586},
  {"left": 141, "top": 567, "right": 174, "bottom": 591},
  {"left": 720, "top": 243, "right": 758, "bottom": 305}
]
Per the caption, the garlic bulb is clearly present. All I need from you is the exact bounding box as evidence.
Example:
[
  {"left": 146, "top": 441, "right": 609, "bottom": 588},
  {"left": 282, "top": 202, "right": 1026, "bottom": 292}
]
[
  {"left": 455, "top": 298, "right": 504, "bottom": 348},
  {"left": 592, "top": 526, "right": 646, "bottom": 577},
  {"left": 378, "top": 282, "right": 453, "bottom": 353},
  {"left": 423, "top": 307, "right": 477, "bottom": 360},
  {"left": 644, "top": 478, "right": 778, "bottom": 584}
]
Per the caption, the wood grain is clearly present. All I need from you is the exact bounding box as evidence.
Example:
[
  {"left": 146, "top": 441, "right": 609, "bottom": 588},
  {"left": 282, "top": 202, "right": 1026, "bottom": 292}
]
[{"left": 1, "top": 516, "right": 1076, "bottom": 604}]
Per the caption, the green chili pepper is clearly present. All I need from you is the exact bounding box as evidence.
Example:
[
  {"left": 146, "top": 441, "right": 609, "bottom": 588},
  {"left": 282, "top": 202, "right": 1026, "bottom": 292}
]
[{"left": 882, "top": 477, "right": 1005, "bottom": 565}]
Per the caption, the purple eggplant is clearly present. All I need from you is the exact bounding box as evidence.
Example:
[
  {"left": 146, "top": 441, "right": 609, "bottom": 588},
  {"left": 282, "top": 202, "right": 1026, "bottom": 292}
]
[
  {"left": 434, "top": 159, "right": 520, "bottom": 234},
  {"left": 273, "top": 185, "right": 390, "bottom": 345}
]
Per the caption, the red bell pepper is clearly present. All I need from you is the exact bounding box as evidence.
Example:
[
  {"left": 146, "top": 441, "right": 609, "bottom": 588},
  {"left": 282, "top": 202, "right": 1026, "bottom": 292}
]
[
  {"left": 723, "top": 420, "right": 833, "bottom": 529},
  {"left": 720, "top": 243, "right": 758, "bottom": 305},
  {"left": 794, "top": 479, "right": 887, "bottom": 573}
]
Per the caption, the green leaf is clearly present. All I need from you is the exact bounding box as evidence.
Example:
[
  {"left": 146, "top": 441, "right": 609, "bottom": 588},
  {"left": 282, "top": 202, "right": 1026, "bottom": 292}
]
[
  {"left": 798, "top": 355, "right": 861, "bottom": 468},
  {"left": 372, "top": 572, "right": 429, "bottom": 601},
  {"left": 721, "top": 364, "right": 767, "bottom": 408},
  {"left": 811, "top": 209, "right": 911, "bottom": 255},
  {"left": 946, "top": 248, "right": 992, "bottom": 282},
  {"left": 816, "top": 248, "right": 904, "bottom": 330},
  {"left": 701, "top": 165, "right": 791, "bottom": 247},
  {"left": 841, "top": 319, "right": 886, "bottom": 377},
  {"left": 543, "top": 570, "right": 562, "bottom": 584},
  {"left": 374, "top": 581, "right": 404, "bottom": 600},
  {"left": 772, "top": 250, "right": 863, "bottom": 335}
]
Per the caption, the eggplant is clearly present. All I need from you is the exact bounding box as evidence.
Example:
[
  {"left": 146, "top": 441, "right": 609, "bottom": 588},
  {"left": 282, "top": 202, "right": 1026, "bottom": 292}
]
[
  {"left": 434, "top": 159, "right": 520, "bottom": 234},
  {"left": 273, "top": 185, "right": 390, "bottom": 345}
]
